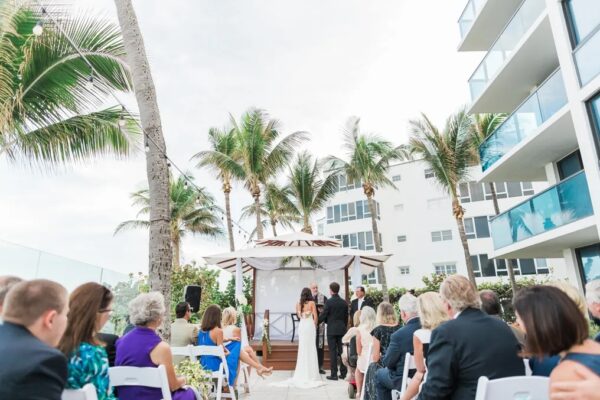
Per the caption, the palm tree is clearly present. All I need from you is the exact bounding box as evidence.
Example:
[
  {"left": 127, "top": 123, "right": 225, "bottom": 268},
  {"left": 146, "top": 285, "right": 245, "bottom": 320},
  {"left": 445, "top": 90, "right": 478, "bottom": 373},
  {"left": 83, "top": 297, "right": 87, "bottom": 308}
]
[
  {"left": 469, "top": 113, "right": 519, "bottom": 294},
  {"left": 0, "top": 3, "right": 139, "bottom": 165},
  {"left": 114, "top": 0, "right": 172, "bottom": 336},
  {"left": 287, "top": 151, "right": 337, "bottom": 233},
  {"left": 115, "top": 174, "right": 223, "bottom": 270},
  {"left": 232, "top": 108, "right": 308, "bottom": 239},
  {"left": 240, "top": 182, "right": 299, "bottom": 238},
  {"left": 324, "top": 117, "right": 409, "bottom": 301},
  {"left": 409, "top": 110, "right": 478, "bottom": 287},
  {"left": 192, "top": 126, "right": 241, "bottom": 251}
]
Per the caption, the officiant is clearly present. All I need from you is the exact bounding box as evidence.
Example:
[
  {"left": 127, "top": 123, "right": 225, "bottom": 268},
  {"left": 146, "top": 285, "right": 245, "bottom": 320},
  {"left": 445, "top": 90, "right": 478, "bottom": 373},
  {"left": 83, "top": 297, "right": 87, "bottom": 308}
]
[{"left": 310, "top": 282, "right": 327, "bottom": 374}]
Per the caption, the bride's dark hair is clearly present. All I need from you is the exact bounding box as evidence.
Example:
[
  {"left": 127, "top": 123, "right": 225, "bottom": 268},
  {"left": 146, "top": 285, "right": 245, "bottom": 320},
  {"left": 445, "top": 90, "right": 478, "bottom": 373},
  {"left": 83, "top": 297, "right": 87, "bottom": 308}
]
[{"left": 300, "top": 287, "right": 313, "bottom": 310}]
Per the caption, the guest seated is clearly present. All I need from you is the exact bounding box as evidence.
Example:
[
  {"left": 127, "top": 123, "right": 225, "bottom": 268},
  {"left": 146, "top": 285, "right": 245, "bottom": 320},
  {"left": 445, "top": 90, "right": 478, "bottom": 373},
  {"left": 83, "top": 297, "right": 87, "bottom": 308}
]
[
  {"left": 115, "top": 292, "right": 196, "bottom": 400},
  {"left": 586, "top": 280, "right": 600, "bottom": 342},
  {"left": 355, "top": 306, "right": 376, "bottom": 399},
  {"left": 59, "top": 282, "right": 117, "bottom": 400},
  {"left": 342, "top": 310, "right": 362, "bottom": 383},
  {"left": 375, "top": 293, "right": 421, "bottom": 400},
  {"left": 364, "top": 302, "right": 400, "bottom": 400},
  {"left": 417, "top": 275, "right": 524, "bottom": 400},
  {"left": 198, "top": 304, "right": 241, "bottom": 386},
  {"left": 221, "top": 307, "right": 272, "bottom": 377},
  {"left": 170, "top": 302, "right": 199, "bottom": 365},
  {"left": 401, "top": 291, "right": 449, "bottom": 400},
  {"left": 0, "top": 279, "right": 69, "bottom": 400},
  {"left": 479, "top": 289, "right": 526, "bottom": 347},
  {"left": 514, "top": 285, "right": 600, "bottom": 398},
  {"left": 0, "top": 275, "right": 23, "bottom": 323}
]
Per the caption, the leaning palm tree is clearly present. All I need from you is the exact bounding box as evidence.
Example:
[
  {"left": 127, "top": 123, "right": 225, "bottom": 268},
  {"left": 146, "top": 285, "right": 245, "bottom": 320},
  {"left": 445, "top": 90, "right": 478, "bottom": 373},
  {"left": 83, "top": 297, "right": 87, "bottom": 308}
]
[
  {"left": 115, "top": 174, "right": 223, "bottom": 270},
  {"left": 324, "top": 117, "right": 409, "bottom": 301},
  {"left": 287, "top": 151, "right": 337, "bottom": 234},
  {"left": 240, "top": 182, "right": 299, "bottom": 238},
  {"left": 410, "top": 110, "right": 478, "bottom": 287},
  {"left": 469, "top": 113, "right": 519, "bottom": 294},
  {"left": 114, "top": 0, "right": 173, "bottom": 337},
  {"left": 232, "top": 108, "right": 308, "bottom": 239},
  {"left": 0, "top": 3, "right": 139, "bottom": 165},
  {"left": 192, "top": 126, "right": 242, "bottom": 251}
]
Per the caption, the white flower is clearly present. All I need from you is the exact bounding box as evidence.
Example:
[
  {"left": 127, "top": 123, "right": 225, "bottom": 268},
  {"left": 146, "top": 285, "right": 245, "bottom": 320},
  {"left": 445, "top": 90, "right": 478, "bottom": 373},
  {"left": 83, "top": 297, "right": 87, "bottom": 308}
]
[{"left": 236, "top": 295, "right": 248, "bottom": 306}]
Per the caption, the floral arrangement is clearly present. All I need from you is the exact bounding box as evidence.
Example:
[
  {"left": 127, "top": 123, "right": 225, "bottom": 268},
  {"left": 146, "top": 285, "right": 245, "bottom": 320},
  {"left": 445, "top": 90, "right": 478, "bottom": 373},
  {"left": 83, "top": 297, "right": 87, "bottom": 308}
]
[
  {"left": 175, "top": 359, "right": 213, "bottom": 400},
  {"left": 236, "top": 294, "right": 253, "bottom": 316},
  {"left": 261, "top": 318, "right": 271, "bottom": 354}
]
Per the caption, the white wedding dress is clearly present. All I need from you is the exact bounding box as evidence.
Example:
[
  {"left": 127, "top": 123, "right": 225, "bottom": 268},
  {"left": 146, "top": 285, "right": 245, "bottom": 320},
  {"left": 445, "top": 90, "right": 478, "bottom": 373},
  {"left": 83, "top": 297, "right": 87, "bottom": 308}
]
[{"left": 272, "top": 310, "right": 324, "bottom": 388}]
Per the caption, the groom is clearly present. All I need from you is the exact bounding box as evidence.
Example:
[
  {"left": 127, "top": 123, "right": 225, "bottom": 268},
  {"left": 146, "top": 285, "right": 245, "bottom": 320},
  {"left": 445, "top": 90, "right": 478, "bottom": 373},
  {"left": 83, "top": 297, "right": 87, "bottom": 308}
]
[{"left": 318, "top": 282, "right": 348, "bottom": 381}]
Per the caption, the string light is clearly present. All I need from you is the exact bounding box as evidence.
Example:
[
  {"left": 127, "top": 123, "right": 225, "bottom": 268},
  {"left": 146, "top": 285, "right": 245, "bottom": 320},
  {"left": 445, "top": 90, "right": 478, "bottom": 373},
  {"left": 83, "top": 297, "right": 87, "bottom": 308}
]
[{"left": 33, "top": 0, "right": 252, "bottom": 240}]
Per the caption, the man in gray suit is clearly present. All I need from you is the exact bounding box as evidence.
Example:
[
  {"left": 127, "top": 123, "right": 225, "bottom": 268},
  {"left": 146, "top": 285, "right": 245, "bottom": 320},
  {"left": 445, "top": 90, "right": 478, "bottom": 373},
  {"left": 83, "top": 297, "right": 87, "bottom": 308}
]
[{"left": 170, "top": 302, "right": 198, "bottom": 364}]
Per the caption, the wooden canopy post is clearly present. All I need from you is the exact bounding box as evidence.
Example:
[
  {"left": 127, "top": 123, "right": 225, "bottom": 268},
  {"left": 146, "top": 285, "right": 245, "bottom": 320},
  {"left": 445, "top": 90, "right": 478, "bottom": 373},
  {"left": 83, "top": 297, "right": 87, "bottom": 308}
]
[{"left": 344, "top": 265, "right": 350, "bottom": 303}]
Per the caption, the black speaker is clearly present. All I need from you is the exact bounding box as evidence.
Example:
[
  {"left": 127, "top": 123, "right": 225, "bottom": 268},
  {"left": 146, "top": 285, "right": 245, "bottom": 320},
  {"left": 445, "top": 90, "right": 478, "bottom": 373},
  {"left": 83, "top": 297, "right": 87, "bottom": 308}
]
[{"left": 184, "top": 285, "right": 202, "bottom": 312}]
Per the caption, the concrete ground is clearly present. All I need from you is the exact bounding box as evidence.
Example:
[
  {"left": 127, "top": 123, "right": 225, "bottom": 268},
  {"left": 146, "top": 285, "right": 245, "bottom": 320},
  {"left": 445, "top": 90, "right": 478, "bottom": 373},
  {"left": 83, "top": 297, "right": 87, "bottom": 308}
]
[{"left": 239, "top": 370, "right": 350, "bottom": 400}]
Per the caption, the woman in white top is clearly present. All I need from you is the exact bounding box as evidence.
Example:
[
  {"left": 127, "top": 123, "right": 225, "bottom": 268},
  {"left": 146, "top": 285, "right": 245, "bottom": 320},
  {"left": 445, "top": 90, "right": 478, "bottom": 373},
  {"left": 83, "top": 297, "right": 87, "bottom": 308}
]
[
  {"left": 221, "top": 307, "right": 272, "bottom": 377},
  {"left": 355, "top": 306, "right": 376, "bottom": 399},
  {"left": 401, "top": 292, "right": 449, "bottom": 400}
]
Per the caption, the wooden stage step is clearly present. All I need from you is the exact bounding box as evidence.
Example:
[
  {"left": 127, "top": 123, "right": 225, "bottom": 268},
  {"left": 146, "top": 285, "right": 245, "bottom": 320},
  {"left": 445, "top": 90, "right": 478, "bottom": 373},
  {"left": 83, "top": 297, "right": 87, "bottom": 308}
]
[{"left": 251, "top": 340, "right": 332, "bottom": 370}]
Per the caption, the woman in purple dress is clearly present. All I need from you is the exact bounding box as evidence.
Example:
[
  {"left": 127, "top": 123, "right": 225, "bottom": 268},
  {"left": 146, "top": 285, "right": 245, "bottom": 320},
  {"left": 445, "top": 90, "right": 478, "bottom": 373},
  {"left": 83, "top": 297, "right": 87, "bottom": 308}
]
[{"left": 115, "top": 292, "right": 196, "bottom": 400}]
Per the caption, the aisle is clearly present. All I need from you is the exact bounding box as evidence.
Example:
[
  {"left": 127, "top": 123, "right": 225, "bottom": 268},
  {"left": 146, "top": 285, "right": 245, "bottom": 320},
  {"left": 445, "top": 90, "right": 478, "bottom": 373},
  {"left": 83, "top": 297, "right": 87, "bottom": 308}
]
[{"left": 239, "top": 370, "right": 349, "bottom": 400}]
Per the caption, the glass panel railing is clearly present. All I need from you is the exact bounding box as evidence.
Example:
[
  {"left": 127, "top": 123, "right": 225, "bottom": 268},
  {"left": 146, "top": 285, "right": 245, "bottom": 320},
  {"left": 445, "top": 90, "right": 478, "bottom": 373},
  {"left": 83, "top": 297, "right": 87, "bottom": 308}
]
[
  {"left": 468, "top": 0, "right": 546, "bottom": 100},
  {"left": 459, "top": 0, "right": 487, "bottom": 39},
  {"left": 479, "top": 69, "right": 567, "bottom": 171},
  {"left": 490, "top": 171, "right": 593, "bottom": 249},
  {"left": 575, "top": 26, "right": 600, "bottom": 86}
]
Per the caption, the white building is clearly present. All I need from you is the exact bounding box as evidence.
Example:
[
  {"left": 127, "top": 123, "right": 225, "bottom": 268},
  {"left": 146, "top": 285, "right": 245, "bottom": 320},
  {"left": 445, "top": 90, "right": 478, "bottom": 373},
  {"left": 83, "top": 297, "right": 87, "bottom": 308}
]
[
  {"left": 458, "top": 0, "right": 600, "bottom": 290},
  {"left": 318, "top": 160, "right": 567, "bottom": 290}
]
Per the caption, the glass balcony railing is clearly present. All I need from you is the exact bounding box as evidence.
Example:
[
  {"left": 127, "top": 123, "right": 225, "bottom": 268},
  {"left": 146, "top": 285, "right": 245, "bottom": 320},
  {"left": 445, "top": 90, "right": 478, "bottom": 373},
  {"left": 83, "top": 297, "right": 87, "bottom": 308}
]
[
  {"left": 575, "top": 26, "right": 600, "bottom": 86},
  {"left": 468, "top": 0, "right": 545, "bottom": 100},
  {"left": 479, "top": 69, "right": 567, "bottom": 171},
  {"left": 458, "top": 0, "right": 486, "bottom": 39},
  {"left": 490, "top": 171, "right": 593, "bottom": 249}
]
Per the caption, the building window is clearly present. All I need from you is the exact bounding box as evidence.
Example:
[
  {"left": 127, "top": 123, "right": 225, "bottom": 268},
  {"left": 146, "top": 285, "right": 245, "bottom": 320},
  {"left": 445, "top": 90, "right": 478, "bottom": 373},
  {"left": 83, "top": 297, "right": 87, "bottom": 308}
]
[
  {"left": 576, "top": 243, "right": 600, "bottom": 283},
  {"left": 472, "top": 255, "right": 551, "bottom": 277},
  {"left": 558, "top": 150, "right": 584, "bottom": 180},
  {"left": 427, "top": 197, "right": 445, "bottom": 209},
  {"left": 462, "top": 181, "right": 534, "bottom": 203},
  {"left": 399, "top": 266, "right": 410, "bottom": 275},
  {"left": 334, "top": 231, "right": 375, "bottom": 251},
  {"left": 327, "top": 200, "right": 379, "bottom": 224},
  {"left": 521, "top": 182, "right": 535, "bottom": 196},
  {"left": 331, "top": 173, "right": 364, "bottom": 193},
  {"left": 424, "top": 168, "right": 435, "bottom": 179},
  {"left": 392, "top": 175, "right": 402, "bottom": 182},
  {"left": 431, "top": 230, "right": 452, "bottom": 242},
  {"left": 397, "top": 235, "right": 407, "bottom": 243},
  {"left": 564, "top": 0, "right": 600, "bottom": 45},
  {"left": 434, "top": 263, "right": 457, "bottom": 275},
  {"left": 464, "top": 216, "right": 491, "bottom": 239}
]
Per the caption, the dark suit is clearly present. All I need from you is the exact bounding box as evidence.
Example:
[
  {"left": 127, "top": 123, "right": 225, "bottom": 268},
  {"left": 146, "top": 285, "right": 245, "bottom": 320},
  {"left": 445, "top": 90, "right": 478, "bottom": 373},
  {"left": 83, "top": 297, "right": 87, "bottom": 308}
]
[
  {"left": 376, "top": 316, "right": 421, "bottom": 400},
  {"left": 318, "top": 293, "right": 348, "bottom": 377},
  {"left": 0, "top": 321, "right": 67, "bottom": 400},
  {"left": 350, "top": 297, "right": 374, "bottom": 320},
  {"left": 418, "top": 308, "right": 525, "bottom": 400},
  {"left": 97, "top": 332, "right": 119, "bottom": 367}
]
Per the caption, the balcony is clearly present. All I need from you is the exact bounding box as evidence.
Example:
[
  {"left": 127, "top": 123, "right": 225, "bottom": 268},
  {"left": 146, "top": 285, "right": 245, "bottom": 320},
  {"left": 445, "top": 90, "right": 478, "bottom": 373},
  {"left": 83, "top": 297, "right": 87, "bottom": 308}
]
[
  {"left": 490, "top": 171, "right": 598, "bottom": 258},
  {"left": 575, "top": 25, "right": 600, "bottom": 87},
  {"left": 478, "top": 69, "right": 576, "bottom": 182},
  {"left": 458, "top": 0, "right": 524, "bottom": 52},
  {"left": 467, "top": 0, "right": 558, "bottom": 113}
]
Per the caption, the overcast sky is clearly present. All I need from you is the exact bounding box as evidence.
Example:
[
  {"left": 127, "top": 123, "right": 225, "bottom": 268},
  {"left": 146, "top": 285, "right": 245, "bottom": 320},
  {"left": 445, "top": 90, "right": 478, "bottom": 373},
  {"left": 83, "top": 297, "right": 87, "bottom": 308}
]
[{"left": 0, "top": 0, "right": 481, "bottom": 278}]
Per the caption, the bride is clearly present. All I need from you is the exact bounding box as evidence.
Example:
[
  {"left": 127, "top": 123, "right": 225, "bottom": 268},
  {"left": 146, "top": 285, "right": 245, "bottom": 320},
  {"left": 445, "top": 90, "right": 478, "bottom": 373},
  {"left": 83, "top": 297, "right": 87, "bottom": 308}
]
[{"left": 273, "top": 287, "right": 324, "bottom": 388}]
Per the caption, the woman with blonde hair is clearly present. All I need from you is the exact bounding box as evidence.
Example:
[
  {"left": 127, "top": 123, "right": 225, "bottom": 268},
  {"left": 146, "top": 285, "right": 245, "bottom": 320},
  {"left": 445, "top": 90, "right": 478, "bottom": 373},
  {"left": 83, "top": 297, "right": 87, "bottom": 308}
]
[
  {"left": 221, "top": 307, "right": 272, "bottom": 377},
  {"left": 355, "top": 306, "right": 376, "bottom": 399},
  {"left": 401, "top": 292, "right": 449, "bottom": 400},
  {"left": 341, "top": 310, "right": 362, "bottom": 384}
]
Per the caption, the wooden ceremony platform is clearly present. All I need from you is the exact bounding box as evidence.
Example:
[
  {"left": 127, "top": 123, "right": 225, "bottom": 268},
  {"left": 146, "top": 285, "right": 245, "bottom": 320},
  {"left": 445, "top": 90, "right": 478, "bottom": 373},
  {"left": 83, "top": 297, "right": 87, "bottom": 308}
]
[{"left": 250, "top": 340, "right": 331, "bottom": 371}]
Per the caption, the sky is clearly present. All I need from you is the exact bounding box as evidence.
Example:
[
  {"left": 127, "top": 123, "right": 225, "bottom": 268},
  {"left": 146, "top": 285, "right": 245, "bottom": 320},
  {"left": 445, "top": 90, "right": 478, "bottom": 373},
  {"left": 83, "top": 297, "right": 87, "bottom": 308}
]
[{"left": 0, "top": 0, "right": 482, "bottom": 279}]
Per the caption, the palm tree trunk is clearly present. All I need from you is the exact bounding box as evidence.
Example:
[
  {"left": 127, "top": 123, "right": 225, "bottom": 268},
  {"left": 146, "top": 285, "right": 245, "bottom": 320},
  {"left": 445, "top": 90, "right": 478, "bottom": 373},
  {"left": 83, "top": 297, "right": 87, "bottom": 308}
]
[
  {"left": 271, "top": 220, "right": 278, "bottom": 237},
  {"left": 114, "top": 0, "right": 172, "bottom": 339},
  {"left": 172, "top": 236, "right": 180, "bottom": 271},
  {"left": 253, "top": 190, "right": 264, "bottom": 239},
  {"left": 488, "top": 182, "right": 517, "bottom": 295},
  {"left": 453, "top": 198, "right": 477, "bottom": 288},
  {"left": 224, "top": 186, "right": 235, "bottom": 251},
  {"left": 367, "top": 194, "right": 388, "bottom": 302},
  {"left": 301, "top": 214, "right": 313, "bottom": 234}
]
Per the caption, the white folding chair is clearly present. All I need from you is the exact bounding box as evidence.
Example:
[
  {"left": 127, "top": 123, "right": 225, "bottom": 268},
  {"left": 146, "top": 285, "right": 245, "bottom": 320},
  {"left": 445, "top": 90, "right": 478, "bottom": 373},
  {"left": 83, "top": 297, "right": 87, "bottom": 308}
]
[
  {"left": 171, "top": 345, "right": 194, "bottom": 360},
  {"left": 189, "top": 345, "right": 236, "bottom": 400},
  {"left": 109, "top": 365, "right": 172, "bottom": 400},
  {"left": 238, "top": 362, "right": 251, "bottom": 394},
  {"left": 391, "top": 389, "right": 402, "bottom": 400},
  {"left": 474, "top": 376, "right": 550, "bottom": 400},
  {"left": 359, "top": 343, "right": 373, "bottom": 400},
  {"left": 399, "top": 352, "right": 417, "bottom": 398},
  {"left": 62, "top": 384, "right": 98, "bottom": 400},
  {"left": 523, "top": 358, "right": 532, "bottom": 376}
]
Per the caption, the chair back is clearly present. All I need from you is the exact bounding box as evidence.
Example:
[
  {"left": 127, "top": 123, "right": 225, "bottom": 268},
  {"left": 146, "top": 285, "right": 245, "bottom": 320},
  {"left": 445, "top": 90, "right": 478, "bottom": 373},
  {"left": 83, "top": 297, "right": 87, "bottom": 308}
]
[
  {"left": 399, "top": 352, "right": 416, "bottom": 397},
  {"left": 62, "top": 384, "right": 98, "bottom": 400},
  {"left": 108, "top": 365, "right": 172, "bottom": 400},
  {"left": 189, "top": 345, "right": 232, "bottom": 383},
  {"left": 474, "top": 376, "right": 550, "bottom": 400},
  {"left": 171, "top": 345, "right": 193, "bottom": 359}
]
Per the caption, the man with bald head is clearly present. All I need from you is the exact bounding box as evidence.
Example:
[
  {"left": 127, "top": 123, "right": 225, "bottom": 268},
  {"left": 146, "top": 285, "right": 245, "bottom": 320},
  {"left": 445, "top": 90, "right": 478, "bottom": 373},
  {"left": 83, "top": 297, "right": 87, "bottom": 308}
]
[{"left": 0, "top": 275, "right": 23, "bottom": 323}]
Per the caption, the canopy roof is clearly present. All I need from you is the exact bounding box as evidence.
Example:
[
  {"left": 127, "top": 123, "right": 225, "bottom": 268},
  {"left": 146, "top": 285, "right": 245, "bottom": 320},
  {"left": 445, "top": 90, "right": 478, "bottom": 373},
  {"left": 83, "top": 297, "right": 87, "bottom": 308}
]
[{"left": 203, "top": 232, "right": 391, "bottom": 274}]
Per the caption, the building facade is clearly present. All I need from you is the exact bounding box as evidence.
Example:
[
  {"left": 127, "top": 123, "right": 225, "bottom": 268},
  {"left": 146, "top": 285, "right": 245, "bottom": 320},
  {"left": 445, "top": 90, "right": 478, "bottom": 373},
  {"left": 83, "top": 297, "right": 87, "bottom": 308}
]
[
  {"left": 458, "top": 0, "right": 600, "bottom": 290},
  {"left": 318, "top": 161, "right": 567, "bottom": 289}
]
